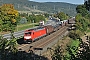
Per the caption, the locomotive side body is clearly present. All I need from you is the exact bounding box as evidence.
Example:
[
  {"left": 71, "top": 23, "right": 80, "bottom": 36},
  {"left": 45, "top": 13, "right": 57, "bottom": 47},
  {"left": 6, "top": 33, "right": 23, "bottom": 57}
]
[{"left": 32, "top": 27, "right": 46, "bottom": 41}]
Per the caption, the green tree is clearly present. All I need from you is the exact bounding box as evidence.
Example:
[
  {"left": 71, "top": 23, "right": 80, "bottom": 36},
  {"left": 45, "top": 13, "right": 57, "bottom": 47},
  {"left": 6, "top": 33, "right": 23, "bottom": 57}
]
[
  {"left": 75, "top": 13, "right": 89, "bottom": 32},
  {"left": 35, "top": 15, "right": 45, "bottom": 23},
  {"left": 54, "top": 12, "right": 69, "bottom": 21},
  {"left": 76, "top": 5, "right": 88, "bottom": 16},
  {"left": 19, "top": 17, "right": 27, "bottom": 24},
  {"left": 84, "top": 1, "right": 90, "bottom": 10},
  {"left": 28, "top": 15, "right": 36, "bottom": 23},
  {"left": 51, "top": 45, "right": 63, "bottom": 60},
  {"left": 85, "top": 13, "right": 90, "bottom": 19},
  {"left": 75, "top": 13, "right": 82, "bottom": 22},
  {"left": 44, "top": 13, "right": 50, "bottom": 18},
  {"left": 69, "top": 31, "right": 80, "bottom": 40},
  {"left": 0, "top": 35, "right": 17, "bottom": 60},
  {"left": 0, "top": 4, "right": 19, "bottom": 32}
]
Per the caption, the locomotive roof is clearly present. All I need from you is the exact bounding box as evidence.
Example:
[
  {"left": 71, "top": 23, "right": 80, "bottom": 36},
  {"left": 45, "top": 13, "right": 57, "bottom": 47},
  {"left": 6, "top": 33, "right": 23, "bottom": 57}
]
[{"left": 26, "top": 26, "right": 45, "bottom": 32}]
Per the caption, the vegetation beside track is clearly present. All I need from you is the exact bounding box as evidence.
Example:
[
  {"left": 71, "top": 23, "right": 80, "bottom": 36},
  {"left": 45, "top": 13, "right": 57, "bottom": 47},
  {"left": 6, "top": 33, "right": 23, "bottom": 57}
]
[
  {"left": 44, "top": 2, "right": 90, "bottom": 60},
  {"left": 1, "top": 1, "right": 90, "bottom": 60},
  {"left": 15, "top": 23, "right": 39, "bottom": 31}
]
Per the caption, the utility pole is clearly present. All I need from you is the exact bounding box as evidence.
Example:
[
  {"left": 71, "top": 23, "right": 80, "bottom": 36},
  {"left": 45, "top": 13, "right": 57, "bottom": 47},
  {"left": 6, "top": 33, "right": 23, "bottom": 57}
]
[
  {"left": 36, "top": 5, "right": 38, "bottom": 10},
  {"left": 1, "top": 0, "right": 3, "bottom": 5},
  {"left": 33, "top": 20, "right": 34, "bottom": 27},
  {"left": 54, "top": 5, "right": 56, "bottom": 10},
  {"left": 34, "top": 6, "right": 35, "bottom": 10},
  {"left": 18, "top": 4, "right": 20, "bottom": 8}
]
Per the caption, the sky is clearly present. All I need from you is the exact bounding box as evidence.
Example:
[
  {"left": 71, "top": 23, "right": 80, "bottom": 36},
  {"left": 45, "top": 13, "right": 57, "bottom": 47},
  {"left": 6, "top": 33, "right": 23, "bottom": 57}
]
[{"left": 29, "top": 0, "right": 84, "bottom": 4}]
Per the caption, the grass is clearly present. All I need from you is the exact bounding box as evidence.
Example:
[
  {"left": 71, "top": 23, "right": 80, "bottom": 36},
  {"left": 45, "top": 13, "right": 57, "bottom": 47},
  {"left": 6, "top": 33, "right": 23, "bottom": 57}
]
[
  {"left": 15, "top": 23, "right": 39, "bottom": 31},
  {"left": 65, "top": 39, "right": 80, "bottom": 59},
  {"left": 86, "top": 29, "right": 90, "bottom": 33},
  {"left": 70, "top": 39, "right": 80, "bottom": 55},
  {"left": 16, "top": 25, "right": 33, "bottom": 31},
  {"left": 70, "top": 39, "right": 80, "bottom": 48}
]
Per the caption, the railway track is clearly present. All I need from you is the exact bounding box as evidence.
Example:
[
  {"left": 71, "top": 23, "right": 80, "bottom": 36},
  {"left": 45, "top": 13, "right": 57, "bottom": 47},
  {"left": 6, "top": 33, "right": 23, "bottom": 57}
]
[
  {"left": 17, "top": 25, "right": 68, "bottom": 55},
  {"left": 33, "top": 26, "right": 68, "bottom": 54}
]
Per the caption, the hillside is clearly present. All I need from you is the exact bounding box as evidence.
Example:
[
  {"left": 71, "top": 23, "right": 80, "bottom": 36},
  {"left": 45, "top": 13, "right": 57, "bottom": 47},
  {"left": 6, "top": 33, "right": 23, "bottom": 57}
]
[{"left": 0, "top": 0, "right": 77, "bottom": 16}]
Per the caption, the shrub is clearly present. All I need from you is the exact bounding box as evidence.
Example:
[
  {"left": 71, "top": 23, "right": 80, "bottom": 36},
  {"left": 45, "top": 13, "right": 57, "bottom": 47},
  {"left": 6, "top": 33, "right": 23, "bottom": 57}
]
[{"left": 69, "top": 31, "right": 80, "bottom": 40}]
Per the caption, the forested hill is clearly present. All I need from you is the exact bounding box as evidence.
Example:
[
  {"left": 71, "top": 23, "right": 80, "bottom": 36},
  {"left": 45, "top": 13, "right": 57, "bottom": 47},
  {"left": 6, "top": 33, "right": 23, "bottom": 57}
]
[{"left": 0, "top": 0, "right": 77, "bottom": 16}]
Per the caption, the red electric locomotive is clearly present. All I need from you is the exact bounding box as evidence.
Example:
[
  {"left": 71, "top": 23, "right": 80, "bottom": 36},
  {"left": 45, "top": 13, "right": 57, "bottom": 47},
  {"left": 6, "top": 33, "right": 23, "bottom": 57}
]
[{"left": 24, "top": 27, "right": 47, "bottom": 42}]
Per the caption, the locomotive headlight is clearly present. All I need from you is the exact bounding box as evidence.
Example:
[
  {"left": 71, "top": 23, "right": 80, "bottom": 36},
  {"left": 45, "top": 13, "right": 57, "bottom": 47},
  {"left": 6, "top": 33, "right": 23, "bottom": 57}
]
[{"left": 24, "top": 36, "right": 31, "bottom": 39}]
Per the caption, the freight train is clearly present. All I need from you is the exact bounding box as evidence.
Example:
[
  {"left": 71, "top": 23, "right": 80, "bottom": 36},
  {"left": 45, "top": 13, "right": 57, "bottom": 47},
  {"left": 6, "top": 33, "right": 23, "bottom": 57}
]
[{"left": 24, "top": 19, "right": 68, "bottom": 42}]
